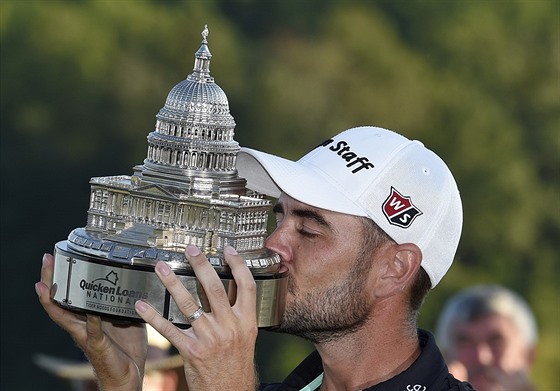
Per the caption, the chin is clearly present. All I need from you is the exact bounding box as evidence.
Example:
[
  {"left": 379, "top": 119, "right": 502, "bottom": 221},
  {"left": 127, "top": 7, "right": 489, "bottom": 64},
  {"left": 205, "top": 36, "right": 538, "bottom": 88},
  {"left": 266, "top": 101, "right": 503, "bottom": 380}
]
[{"left": 469, "top": 375, "right": 495, "bottom": 391}]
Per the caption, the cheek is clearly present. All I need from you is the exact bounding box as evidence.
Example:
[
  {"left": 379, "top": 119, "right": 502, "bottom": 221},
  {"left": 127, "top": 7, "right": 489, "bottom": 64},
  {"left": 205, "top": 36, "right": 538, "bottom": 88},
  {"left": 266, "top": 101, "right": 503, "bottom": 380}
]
[
  {"left": 454, "top": 346, "right": 477, "bottom": 364},
  {"left": 289, "top": 264, "right": 328, "bottom": 294},
  {"left": 288, "top": 250, "right": 349, "bottom": 295},
  {"left": 293, "top": 243, "right": 345, "bottom": 276},
  {"left": 497, "top": 343, "right": 532, "bottom": 371}
]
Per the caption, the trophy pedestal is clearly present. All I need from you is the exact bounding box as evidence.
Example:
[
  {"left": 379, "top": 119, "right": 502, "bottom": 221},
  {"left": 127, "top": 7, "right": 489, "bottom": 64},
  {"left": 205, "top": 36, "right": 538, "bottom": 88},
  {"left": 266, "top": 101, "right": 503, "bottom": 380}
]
[{"left": 52, "top": 241, "right": 287, "bottom": 328}]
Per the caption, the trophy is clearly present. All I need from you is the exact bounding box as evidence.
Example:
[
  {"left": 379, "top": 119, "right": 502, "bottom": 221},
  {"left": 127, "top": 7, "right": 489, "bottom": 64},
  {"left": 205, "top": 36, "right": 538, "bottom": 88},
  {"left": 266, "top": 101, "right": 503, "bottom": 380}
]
[{"left": 51, "top": 26, "right": 287, "bottom": 328}]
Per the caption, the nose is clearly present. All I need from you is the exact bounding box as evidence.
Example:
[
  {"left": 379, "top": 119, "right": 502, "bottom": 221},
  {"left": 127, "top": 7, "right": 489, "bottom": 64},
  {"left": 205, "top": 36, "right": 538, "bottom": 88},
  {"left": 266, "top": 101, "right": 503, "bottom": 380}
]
[
  {"left": 474, "top": 342, "right": 494, "bottom": 366},
  {"left": 265, "top": 225, "right": 293, "bottom": 267}
]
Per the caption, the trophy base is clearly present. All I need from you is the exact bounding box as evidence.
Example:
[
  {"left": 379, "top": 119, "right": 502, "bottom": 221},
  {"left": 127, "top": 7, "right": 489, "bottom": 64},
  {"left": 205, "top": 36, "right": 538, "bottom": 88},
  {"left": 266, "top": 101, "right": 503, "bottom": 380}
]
[{"left": 52, "top": 241, "right": 287, "bottom": 328}]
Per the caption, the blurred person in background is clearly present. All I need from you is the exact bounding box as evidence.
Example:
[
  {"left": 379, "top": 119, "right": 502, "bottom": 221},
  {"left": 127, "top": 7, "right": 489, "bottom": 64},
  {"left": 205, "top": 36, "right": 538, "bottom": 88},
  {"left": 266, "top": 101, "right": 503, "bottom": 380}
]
[
  {"left": 34, "top": 324, "right": 186, "bottom": 391},
  {"left": 436, "top": 284, "right": 538, "bottom": 391}
]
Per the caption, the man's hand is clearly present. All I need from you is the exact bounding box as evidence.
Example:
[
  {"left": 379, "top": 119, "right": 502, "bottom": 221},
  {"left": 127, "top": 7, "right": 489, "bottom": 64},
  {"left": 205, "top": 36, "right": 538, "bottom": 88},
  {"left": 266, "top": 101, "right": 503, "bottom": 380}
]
[
  {"left": 135, "top": 245, "right": 259, "bottom": 391},
  {"left": 36, "top": 253, "right": 148, "bottom": 391}
]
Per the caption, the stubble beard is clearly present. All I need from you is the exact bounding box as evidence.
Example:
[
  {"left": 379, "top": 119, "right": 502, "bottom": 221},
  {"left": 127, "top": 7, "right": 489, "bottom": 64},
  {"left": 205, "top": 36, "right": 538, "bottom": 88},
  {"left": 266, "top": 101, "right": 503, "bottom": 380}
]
[{"left": 277, "top": 249, "right": 373, "bottom": 344}]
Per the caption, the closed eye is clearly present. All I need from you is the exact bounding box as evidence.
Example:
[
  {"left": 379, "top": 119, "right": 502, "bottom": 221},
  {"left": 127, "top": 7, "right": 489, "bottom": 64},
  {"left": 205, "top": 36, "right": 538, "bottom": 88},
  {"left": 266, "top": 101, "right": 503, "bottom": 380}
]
[
  {"left": 298, "top": 228, "right": 320, "bottom": 239},
  {"left": 273, "top": 201, "right": 330, "bottom": 239}
]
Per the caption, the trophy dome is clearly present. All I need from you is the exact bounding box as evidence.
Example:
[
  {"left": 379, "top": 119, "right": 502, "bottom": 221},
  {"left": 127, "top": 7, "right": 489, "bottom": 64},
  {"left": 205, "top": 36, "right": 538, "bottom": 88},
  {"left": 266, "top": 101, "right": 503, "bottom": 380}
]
[
  {"left": 156, "top": 25, "right": 235, "bottom": 126},
  {"left": 138, "top": 24, "right": 242, "bottom": 188},
  {"left": 162, "top": 79, "right": 230, "bottom": 116}
]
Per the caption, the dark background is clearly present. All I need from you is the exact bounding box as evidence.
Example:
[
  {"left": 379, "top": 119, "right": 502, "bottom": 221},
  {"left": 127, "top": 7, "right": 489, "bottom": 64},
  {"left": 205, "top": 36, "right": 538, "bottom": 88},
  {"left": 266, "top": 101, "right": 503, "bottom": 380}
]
[{"left": 1, "top": 1, "right": 558, "bottom": 390}]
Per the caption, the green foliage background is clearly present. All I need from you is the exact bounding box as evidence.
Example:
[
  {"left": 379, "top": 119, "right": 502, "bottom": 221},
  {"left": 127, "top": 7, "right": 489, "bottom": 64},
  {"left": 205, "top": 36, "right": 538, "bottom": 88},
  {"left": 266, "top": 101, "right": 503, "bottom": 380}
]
[{"left": 1, "top": 1, "right": 558, "bottom": 390}]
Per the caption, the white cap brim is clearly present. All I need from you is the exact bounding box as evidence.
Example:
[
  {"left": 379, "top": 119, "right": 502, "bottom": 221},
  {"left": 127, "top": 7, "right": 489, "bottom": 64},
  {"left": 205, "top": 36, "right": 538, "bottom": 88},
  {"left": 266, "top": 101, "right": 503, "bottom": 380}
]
[{"left": 237, "top": 148, "right": 367, "bottom": 218}]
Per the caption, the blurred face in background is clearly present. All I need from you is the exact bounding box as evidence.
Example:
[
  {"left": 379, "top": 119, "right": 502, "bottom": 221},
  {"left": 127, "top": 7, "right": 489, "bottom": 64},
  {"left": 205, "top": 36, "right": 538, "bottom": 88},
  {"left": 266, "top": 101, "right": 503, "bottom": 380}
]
[
  {"left": 142, "top": 369, "right": 179, "bottom": 391},
  {"left": 446, "top": 313, "right": 536, "bottom": 391},
  {"left": 71, "top": 370, "right": 179, "bottom": 391}
]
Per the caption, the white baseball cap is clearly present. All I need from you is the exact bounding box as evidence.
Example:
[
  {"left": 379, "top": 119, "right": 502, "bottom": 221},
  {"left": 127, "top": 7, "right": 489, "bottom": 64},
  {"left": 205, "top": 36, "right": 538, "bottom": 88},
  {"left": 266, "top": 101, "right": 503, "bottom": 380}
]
[{"left": 236, "top": 126, "right": 462, "bottom": 287}]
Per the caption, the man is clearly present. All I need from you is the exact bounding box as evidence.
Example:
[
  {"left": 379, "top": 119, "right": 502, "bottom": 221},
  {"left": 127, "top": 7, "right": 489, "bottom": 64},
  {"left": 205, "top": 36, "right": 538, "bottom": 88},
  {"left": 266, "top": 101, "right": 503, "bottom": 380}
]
[
  {"left": 37, "top": 126, "right": 473, "bottom": 390},
  {"left": 436, "top": 284, "right": 538, "bottom": 391}
]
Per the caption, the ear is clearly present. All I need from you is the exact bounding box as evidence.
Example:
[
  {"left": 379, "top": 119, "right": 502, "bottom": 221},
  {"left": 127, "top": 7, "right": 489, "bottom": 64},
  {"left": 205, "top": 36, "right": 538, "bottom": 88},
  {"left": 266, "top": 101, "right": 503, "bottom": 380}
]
[
  {"left": 526, "top": 345, "right": 537, "bottom": 368},
  {"left": 375, "top": 243, "right": 422, "bottom": 298}
]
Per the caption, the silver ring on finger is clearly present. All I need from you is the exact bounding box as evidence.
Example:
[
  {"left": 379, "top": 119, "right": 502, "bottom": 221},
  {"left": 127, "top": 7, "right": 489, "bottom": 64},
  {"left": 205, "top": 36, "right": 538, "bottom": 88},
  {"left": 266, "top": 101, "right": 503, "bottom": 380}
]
[{"left": 185, "top": 306, "right": 205, "bottom": 324}]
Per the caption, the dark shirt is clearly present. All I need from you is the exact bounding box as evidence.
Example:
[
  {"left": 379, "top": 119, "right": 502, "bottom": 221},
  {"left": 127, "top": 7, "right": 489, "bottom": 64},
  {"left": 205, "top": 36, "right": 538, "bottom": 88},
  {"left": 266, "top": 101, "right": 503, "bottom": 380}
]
[{"left": 260, "top": 329, "right": 475, "bottom": 391}]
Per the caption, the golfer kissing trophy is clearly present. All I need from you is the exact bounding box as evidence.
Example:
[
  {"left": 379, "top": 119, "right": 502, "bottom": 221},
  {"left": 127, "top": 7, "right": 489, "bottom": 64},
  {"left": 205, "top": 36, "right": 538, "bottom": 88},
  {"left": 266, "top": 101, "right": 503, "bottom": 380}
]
[{"left": 52, "top": 26, "right": 287, "bottom": 328}]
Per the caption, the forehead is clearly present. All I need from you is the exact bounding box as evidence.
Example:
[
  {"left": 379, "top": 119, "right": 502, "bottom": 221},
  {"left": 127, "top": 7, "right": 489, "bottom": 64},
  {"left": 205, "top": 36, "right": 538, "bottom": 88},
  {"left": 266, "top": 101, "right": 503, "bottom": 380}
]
[
  {"left": 277, "top": 194, "right": 355, "bottom": 217},
  {"left": 276, "top": 193, "right": 365, "bottom": 229},
  {"left": 451, "top": 313, "right": 520, "bottom": 341}
]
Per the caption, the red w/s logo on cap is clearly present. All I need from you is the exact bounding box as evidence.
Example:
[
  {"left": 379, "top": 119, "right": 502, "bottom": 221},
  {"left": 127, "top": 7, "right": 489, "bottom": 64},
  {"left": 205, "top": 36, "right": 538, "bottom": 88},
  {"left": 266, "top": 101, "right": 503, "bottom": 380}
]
[{"left": 382, "top": 187, "right": 422, "bottom": 228}]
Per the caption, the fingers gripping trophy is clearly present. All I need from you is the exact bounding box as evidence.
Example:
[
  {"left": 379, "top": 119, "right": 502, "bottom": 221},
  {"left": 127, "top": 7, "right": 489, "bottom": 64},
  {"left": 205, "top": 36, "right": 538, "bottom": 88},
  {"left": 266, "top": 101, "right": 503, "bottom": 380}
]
[{"left": 52, "top": 26, "right": 287, "bottom": 328}]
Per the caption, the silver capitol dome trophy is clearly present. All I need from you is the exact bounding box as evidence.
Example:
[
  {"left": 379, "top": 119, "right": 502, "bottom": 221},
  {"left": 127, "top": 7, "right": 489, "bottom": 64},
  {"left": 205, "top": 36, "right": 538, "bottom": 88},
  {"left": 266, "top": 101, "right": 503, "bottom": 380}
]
[{"left": 52, "top": 26, "right": 288, "bottom": 328}]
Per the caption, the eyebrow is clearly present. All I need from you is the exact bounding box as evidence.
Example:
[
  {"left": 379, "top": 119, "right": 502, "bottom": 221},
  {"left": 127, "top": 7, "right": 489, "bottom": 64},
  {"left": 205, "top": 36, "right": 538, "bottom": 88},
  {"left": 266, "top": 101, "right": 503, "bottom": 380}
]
[{"left": 273, "top": 203, "right": 331, "bottom": 228}]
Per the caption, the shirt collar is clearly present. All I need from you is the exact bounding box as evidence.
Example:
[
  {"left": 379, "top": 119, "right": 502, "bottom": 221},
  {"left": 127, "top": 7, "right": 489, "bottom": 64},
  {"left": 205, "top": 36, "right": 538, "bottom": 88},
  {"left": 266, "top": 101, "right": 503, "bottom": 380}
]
[{"left": 276, "top": 329, "right": 449, "bottom": 391}]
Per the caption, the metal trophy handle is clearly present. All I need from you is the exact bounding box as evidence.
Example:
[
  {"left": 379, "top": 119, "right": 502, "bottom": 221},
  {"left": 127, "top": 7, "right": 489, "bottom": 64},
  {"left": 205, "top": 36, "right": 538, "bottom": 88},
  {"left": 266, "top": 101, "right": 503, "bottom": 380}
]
[{"left": 51, "top": 25, "right": 287, "bottom": 328}]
